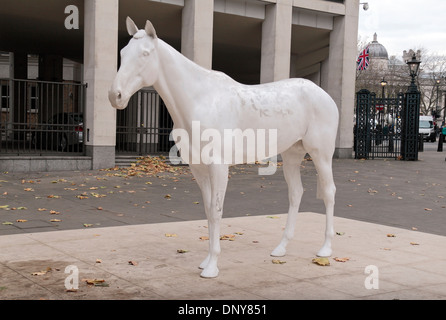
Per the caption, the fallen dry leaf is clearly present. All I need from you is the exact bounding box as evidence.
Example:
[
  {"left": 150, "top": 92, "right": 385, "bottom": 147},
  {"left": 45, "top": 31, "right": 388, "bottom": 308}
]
[
  {"left": 387, "top": 234, "right": 396, "bottom": 237},
  {"left": 16, "top": 219, "right": 27, "bottom": 223},
  {"left": 128, "top": 260, "right": 138, "bottom": 266},
  {"left": 272, "top": 259, "right": 286, "bottom": 264},
  {"left": 177, "top": 249, "right": 189, "bottom": 253},
  {"left": 50, "top": 219, "right": 61, "bottom": 222},
  {"left": 199, "top": 236, "right": 209, "bottom": 240},
  {"left": 410, "top": 242, "right": 420, "bottom": 246},
  {"left": 220, "top": 234, "right": 236, "bottom": 241},
  {"left": 83, "top": 279, "right": 108, "bottom": 286},
  {"left": 165, "top": 233, "right": 177, "bottom": 237},
  {"left": 333, "top": 257, "right": 350, "bottom": 262},
  {"left": 31, "top": 267, "right": 52, "bottom": 276},
  {"left": 312, "top": 257, "right": 330, "bottom": 266}
]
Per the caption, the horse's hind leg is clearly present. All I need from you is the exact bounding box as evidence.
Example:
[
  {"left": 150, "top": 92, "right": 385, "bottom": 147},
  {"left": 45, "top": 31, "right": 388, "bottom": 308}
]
[
  {"left": 271, "top": 141, "right": 306, "bottom": 257},
  {"left": 304, "top": 143, "right": 336, "bottom": 257}
]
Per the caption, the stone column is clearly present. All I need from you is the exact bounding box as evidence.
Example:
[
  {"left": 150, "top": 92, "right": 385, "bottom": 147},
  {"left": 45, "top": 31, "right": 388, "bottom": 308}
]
[
  {"left": 325, "top": 0, "right": 359, "bottom": 158},
  {"left": 181, "top": 0, "right": 214, "bottom": 69},
  {"left": 260, "top": 0, "right": 293, "bottom": 83},
  {"left": 83, "top": 0, "right": 119, "bottom": 169}
]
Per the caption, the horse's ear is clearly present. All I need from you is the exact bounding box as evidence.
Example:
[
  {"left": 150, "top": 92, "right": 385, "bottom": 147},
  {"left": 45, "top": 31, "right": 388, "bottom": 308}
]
[
  {"left": 126, "top": 17, "right": 139, "bottom": 36},
  {"left": 145, "top": 20, "right": 157, "bottom": 39}
]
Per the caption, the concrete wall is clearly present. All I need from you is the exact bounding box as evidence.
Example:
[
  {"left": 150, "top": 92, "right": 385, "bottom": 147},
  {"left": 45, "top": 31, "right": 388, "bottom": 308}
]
[{"left": 0, "top": 156, "right": 92, "bottom": 173}]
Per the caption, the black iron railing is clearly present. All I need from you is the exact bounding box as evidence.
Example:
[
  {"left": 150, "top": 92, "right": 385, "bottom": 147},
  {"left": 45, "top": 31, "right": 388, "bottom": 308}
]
[
  {"left": 115, "top": 88, "right": 173, "bottom": 155},
  {"left": 0, "top": 79, "right": 86, "bottom": 155}
]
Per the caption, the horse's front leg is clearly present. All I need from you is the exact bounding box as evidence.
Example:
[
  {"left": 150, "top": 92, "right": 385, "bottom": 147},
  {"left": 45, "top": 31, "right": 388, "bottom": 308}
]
[
  {"left": 190, "top": 163, "right": 229, "bottom": 278},
  {"left": 202, "top": 164, "right": 229, "bottom": 278}
]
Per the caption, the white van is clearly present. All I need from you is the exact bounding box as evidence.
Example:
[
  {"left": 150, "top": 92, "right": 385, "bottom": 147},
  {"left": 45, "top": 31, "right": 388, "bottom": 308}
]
[{"left": 419, "top": 115, "right": 436, "bottom": 142}]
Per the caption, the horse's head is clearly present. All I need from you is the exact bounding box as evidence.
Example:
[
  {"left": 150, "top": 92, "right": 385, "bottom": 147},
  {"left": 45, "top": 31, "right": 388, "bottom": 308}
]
[{"left": 109, "top": 17, "right": 159, "bottom": 110}]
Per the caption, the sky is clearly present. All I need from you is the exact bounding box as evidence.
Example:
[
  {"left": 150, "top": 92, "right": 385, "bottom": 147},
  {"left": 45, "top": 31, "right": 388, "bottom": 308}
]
[{"left": 358, "top": 0, "right": 446, "bottom": 58}]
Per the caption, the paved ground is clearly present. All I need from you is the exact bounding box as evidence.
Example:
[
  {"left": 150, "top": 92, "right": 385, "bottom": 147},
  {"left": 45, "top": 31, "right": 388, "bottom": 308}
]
[
  {"left": 1, "top": 145, "right": 445, "bottom": 236},
  {"left": 1, "top": 212, "right": 445, "bottom": 301},
  {"left": 0, "top": 145, "right": 445, "bottom": 300}
]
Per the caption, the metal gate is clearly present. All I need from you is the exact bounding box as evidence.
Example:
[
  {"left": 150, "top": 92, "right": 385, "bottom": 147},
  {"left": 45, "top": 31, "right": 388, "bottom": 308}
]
[
  {"left": 354, "top": 88, "right": 420, "bottom": 160},
  {"left": 116, "top": 88, "right": 173, "bottom": 155}
]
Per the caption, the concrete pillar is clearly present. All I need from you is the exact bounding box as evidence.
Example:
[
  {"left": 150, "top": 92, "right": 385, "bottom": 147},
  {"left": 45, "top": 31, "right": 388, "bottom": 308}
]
[
  {"left": 181, "top": 0, "right": 214, "bottom": 69},
  {"left": 325, "top": 0, "right": 359, "bottom": 158},
  {"left": 83, "top": 0, "right": 119, "bottom": 169},
  {"left": 260, "top": 0, "right": 293, "bottom": 83}
]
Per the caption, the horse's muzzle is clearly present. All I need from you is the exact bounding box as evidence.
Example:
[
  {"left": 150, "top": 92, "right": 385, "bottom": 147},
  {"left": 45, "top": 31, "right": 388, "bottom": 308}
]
[{"left": 108, "top": 89, "right": 128, "bottom": 110}]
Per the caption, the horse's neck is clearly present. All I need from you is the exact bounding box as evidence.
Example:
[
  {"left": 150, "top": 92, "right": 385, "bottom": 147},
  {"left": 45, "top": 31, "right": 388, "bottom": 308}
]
[{"left": 153, "top": 40, "right": 215, "bottom": 127}]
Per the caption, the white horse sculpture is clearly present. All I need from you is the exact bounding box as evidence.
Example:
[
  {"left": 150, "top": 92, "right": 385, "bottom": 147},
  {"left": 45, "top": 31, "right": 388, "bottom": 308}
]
[{"left": 109, "top": 18, "right": 339, "bottom": 278}]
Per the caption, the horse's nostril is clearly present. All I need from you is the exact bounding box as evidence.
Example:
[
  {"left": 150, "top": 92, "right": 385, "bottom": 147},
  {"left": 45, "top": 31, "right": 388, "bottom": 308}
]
[{"left": 117, "top": 92, "right": 122, "bottom": 100}]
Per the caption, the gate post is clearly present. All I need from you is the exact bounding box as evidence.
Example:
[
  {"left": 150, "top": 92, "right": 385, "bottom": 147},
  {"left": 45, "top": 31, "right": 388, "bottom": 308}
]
[
  {"left": 355, "top": 89, "right": 372, "bottom": 159},
  {"left": 401, "top": 84, "right": 420, "bottom": 160}
]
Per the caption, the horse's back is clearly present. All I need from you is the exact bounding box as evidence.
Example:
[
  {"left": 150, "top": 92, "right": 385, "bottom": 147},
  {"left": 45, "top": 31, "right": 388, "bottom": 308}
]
[{"left": 244, "top": 78, "right": 338, "bottom": 127}]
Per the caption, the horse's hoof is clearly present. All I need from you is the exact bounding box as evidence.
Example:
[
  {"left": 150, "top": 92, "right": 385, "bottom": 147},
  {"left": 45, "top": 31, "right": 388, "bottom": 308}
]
[
  {"left": 200, "top": 267, "right": 219, "bottom": 278},
  {"left": 316, "top": 246, "right": 332, "bottom": 257},
  {"left": 271, "top": 245, "right": 286, "bottom": 257}
]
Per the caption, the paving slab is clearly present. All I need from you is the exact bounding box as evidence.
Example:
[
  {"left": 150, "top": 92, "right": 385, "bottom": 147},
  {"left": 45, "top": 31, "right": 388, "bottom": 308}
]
[{"left": 1, "top": 212, "right": 445, "bottom": 300}]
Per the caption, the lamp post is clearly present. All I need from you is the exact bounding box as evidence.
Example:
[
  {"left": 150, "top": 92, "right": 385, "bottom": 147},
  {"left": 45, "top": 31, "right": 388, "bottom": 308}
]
[
  {"left": 435, "top": 78, "right": 441, "bottom": 119},
  {"left": 379, "top": 77, "right": 387, "bottom": 125},
  {"left": 402, "top": 53, "right": 421, "bottom": 160},
  {"left": 406, "top": 53, "right": 421, "bottom": 92}
]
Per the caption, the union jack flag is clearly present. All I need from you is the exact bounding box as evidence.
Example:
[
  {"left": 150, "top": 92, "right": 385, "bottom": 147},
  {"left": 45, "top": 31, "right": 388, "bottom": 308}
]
[{"left": 357, "top": 46, "right": 370, "bottom": 71}]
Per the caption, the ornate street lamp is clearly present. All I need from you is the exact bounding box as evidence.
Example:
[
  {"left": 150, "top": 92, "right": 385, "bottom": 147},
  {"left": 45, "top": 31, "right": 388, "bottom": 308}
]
[
  {"left": 380, "top": 77, "right": 387, "bottom": 98},
  {"left": 403, "top": 53, "right": 421, "bottom": 160},
  {"left": 378, "top": 77, "right": 387, "bottom": 124},
  {"left": 406, "top": 53, "right": 421, "bottom": 89}
]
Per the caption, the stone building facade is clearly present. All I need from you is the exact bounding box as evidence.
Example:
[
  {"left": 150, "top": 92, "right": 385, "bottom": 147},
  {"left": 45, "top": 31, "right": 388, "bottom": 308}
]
[{"left": 0, "top": 0, "right": 361, "bottom": 171}]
